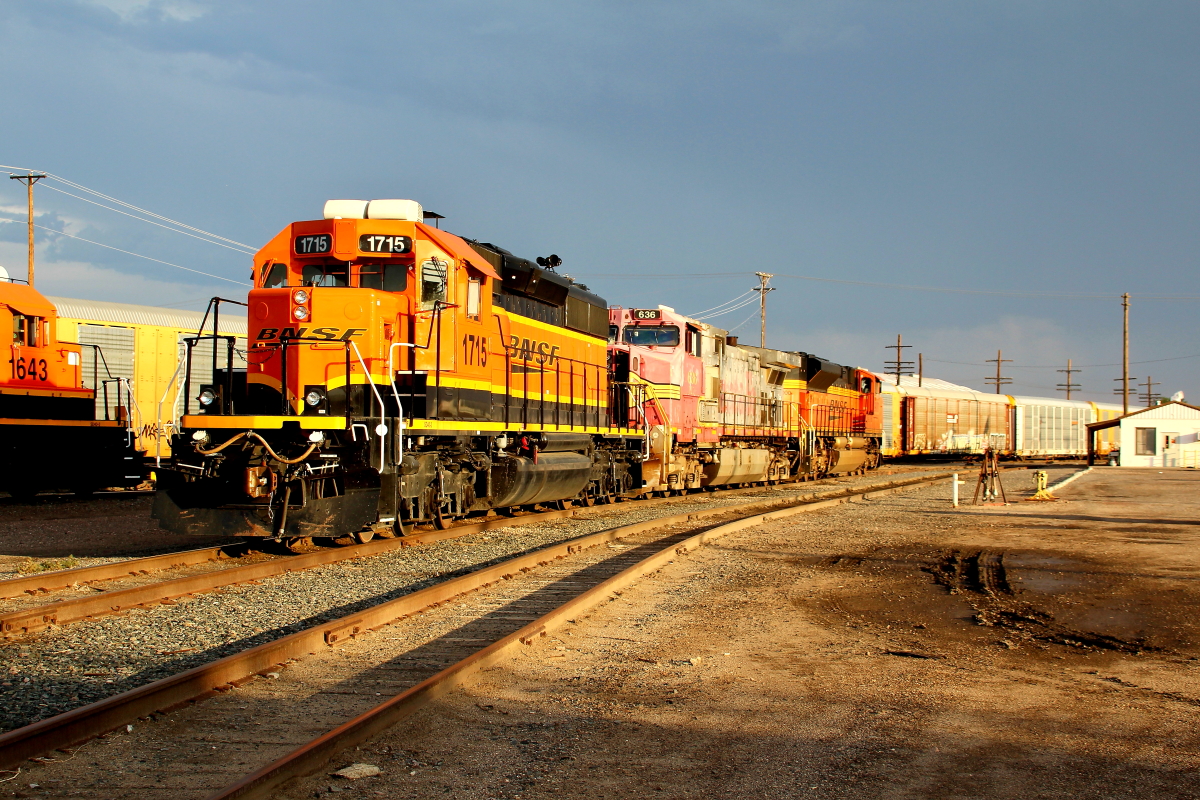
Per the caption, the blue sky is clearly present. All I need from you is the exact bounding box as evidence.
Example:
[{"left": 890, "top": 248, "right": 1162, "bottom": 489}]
[{"left": 1, "top": 1, "right": 1197, "bottom": 401}]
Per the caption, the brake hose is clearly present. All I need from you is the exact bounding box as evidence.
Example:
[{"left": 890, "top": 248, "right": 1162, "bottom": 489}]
[{"left": 196, "top": 431, "right": 318, "bottom": 465}]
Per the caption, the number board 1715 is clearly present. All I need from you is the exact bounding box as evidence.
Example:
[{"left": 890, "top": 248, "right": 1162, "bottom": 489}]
[
  {"left": 294, "top": 234, "right": 332, "bottom": 255},
  {"left": 359, "top": 234, "right": 412, "bottom": 254}
]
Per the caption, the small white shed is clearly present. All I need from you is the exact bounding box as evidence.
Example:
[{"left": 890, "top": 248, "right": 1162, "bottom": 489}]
[{"left": 1086, "top": 401, "right": 1200, "bottom": 467}]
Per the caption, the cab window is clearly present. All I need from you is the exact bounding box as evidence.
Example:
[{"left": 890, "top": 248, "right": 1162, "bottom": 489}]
[
  {"left": 360, "top": 263, "right": 408, "bottom": 292},
  {"left": 466, "top": 278, "right": 482, "bottom": 319},
  {"left": 608, "top": 324, "right": 619, "bottom": 343},
  {"left": 302, "top": 263, "right": 349, "bottom": 287},
  {"left": 420, "top": 258, "right": 448, "bottom": 308},
  {"left": 623, "top": 325, "right": 680, "bottom": 347},
  {"left": 262, "top": 262, "right": 287, "bottom": 288},
  {"left": 12, "top": 314, "right": 41, "bottom": 347},
  {"left": 685, "top": 326, "right": 702, "bottom": 356}
]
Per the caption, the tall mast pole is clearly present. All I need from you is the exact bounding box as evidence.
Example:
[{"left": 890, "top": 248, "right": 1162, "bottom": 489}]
[
  {"left": 753, "top": 272, "right": 774, "bottom": 348},
  {"left": 1121, "top": 293, "right": 1130, "bottom": 414},
  {"left": 9, "top": 173, "right": 46, "bottom": 287}
]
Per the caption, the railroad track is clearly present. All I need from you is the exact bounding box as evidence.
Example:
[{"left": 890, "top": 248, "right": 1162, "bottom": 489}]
[
  {"left": 0, "top": 471, "right": 953, "bottom": 797},
  {"left": 0, "top": 466, "right": 949, "bottom": 638}
]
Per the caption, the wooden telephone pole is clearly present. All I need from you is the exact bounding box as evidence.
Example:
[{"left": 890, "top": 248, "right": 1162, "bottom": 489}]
[
  {"left": 1139, "top": 375, "right": 1160, "bottom": 408},
  {"left": 753, "top": 272, "right": 775, "bottom": 348},
  {"left": 1056, "top": 358, "right": 1081, "bottom": 400},
  {"left": 9, "top": 172, "right": 46, "bottom": 287},
  {"left": 984, "top": 350, "right": 1013, "bottom": 394},
  {"left": 1121, "top": 293, "right": 1130, "bottom": 414},
  {"left": 884, "top": 335, "right": 914, "bottom": 385}
]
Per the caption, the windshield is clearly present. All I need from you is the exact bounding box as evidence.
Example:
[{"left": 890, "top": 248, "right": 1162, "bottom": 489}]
[
  {"left": 623, "top": 325, "right": 680, "bottom": 347},
  {"left": 302, "top": 263, "right": 349, "bottom": 287},
  {"left": 359, "top": 263, "right": 408, "bottom": 292}
]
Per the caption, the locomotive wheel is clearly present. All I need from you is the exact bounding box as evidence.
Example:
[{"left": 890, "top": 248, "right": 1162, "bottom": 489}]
[{"left": 433, "top": 503, "right": 450, "bottom": 530}]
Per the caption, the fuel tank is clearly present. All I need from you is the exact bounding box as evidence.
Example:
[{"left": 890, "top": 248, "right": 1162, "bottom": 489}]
[
  {"left": 490, "top": 452, "right": 593, "bottom": 507},
  {"left": 826, "top": 436, "right": 870, "bottom": 474},
  {"left": 700, "top": 447, "right": 771, "bottom": 486}
]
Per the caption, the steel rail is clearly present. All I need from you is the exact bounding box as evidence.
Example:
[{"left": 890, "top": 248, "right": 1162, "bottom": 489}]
[
  {"left": 0, "top": 465, "right": 941, "bottom": 601},
  {"left": 0, "top": 472, "right": 950, "bottom": 770},
  {"left": 206, "top": 474, "right": 953, "bottom": 800},
  {"left": 0, "top": 466, "right": 943, "bottom": 637},
  {"left": 0, "top": 544, "right": 249, "bottom": 600}
]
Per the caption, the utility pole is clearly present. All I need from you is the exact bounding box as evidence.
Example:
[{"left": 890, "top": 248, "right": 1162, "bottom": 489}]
[
  {"left": 753, "top": 272, "right": 775, "bottom": 348},
  {"left": 1121, "top": 293, "right": 1130, "bottom": 414},
  {"left": 918, "top": 353, "right": 923, "bottom": 387},
  {"left": 1056, "top": 358, "right": 1081, "bottom": 400},
  {"left": 984, "top": 350, "right": 1013, "bottom": 394},
  {"left": 9, "top": 172, "right": 46, "bottom": 287},
  {"left": 884, "top": 335, "right": 914, "bottom": 385},
  {"left": 1139, "top": 375, "right": 1160, "bottom": 408}
]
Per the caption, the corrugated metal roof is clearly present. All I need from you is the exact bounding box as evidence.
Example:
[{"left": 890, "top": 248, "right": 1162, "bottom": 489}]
[{"left": 47, "top": 296, "right": 247, "bottom": 335}]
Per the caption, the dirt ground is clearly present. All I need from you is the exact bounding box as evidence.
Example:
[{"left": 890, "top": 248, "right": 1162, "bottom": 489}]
[
  {"left": 289, "top": 467, "right": 1200, "bottom": 800},
  {"left": 0, "top": 493, "right": 241, "bottom": 574}
]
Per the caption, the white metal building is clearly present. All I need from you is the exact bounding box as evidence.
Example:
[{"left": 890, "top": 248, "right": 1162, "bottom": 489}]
[{"left": 1086, "top": 401, "right": 1200, "bottom": 468}]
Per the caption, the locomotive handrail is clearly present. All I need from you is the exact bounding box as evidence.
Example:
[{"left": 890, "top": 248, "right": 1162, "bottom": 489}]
[
  {"left": 156, "top": 356, "right": 187, "bottom": 466},
  {"left": 181, "top": 333, "right": 237, "bottom": 416},
  {"left": 349, "top": 340, "right": 393, "bottom": 473},
  {"left": 504, "top": 346, "right": 611, "bottom": 432}
]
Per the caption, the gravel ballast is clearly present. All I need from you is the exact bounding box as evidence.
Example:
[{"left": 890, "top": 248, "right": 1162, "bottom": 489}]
[{"left": 0, "top": 468, "right": 963, "bottom": 732}]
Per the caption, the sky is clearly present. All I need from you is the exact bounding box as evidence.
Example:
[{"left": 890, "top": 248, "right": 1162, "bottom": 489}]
[{"left": 1, "top": 0, "right": 1197, "bottom": 402}]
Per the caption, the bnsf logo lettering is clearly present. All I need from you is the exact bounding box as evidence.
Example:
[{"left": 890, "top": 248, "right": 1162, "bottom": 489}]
[
  {"left": 507, "top": 335, "right": 561, "bottom": 365},
  {"left": 256, "top": 327, "right": 366, "bottom": 341}
]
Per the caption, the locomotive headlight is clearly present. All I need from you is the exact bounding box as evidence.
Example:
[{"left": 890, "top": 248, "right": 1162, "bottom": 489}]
[
  {"left": 305, "top": 390, "right": 323, "bottom": 406},
  {"left": 293, "top": 305, "right": 310, "bottom": 321},
  {"left": 198, "top": 389, "right": 216, "bottom": 406},
  {"left": 292, "top": 289, "right": 309, "bottom": 305}
]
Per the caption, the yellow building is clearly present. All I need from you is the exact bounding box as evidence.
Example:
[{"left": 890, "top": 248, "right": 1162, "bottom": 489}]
[{"left": 50, "top": 297, "right": 247, "bottom": 461}]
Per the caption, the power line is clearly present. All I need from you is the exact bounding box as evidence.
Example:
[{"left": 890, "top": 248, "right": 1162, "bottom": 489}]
[
  {"left": 691, "top": 293, "right": 760, "bottom": 320},
  {"left": 590, "top": 270, "right": 1200, "bottom": 300},
  {"left": 0, "top": 164, "right": 256, "bottom": 251},
  {"left": 37, "top": 184, "right": 255, "bottom": 254},
  {"left": 24, "top": 222, "right": 248, "bottom": 286},
  {"left": 686, "top": 289, "right": 756, "bottom": 318},
  {"left": 927, "top": 352, "right": 1200, "bottom": 369},
  {"left": 725, "top": 307, "right": 761, "bottom": 335}
]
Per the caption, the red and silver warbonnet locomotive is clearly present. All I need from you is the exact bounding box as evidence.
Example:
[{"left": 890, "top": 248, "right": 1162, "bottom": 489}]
[{"left": 609, "top": 304, "right": 882, "bottom": 494}]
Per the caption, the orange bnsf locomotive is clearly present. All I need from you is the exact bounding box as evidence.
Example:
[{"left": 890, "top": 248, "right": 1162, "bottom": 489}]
[
  {"left": 153, "top": 199, "right": 881, "bottom": 543},
  {"left": 153, "top": 199, "right": 644, "bottom": 541},
  {"left": 0, "top": 273, "right": 145, "bottom": 498}
]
